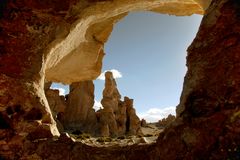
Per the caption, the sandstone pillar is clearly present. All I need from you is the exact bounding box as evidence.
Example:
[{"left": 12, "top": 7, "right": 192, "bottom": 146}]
[
  {"left": 125, "top": 97, "right": 142, "bottom": 135},
  {"left": 99, "top": 71, "right": 121, "bottom": 137},
  {"left": 63, "top": 81, "right": 97, "bottom": 134}
]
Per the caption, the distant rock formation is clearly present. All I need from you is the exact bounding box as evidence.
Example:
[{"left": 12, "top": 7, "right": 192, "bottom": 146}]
[
  {"left": 45, "top": 72, "right": 142, "bottom": 137},
  {"left": 99, "top": 71, "right": 120, "bottom": 137},
  {"left": 63, "top": 81, "right": 98, "bottom": 134},
  {"left": 116, "top": 100, "right": 127, "bottom": 135},
  {"left": 1, "top": 0, "right": 238, "bottom": 159},
  {"left": 141, "top": 119, "right": 147, "bottom": 127},
  {"left": 124, "top": 97, "right": 142, "bottom": 135},
  {"left": 99, "top": 72, "right": 142, "bottom": 137},
  {"left": 158, "top": 114, "right": 176, "bottom": 127}
]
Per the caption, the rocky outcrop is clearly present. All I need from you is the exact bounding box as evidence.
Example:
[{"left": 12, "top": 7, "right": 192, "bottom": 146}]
[
  {"left": 1, "top": 0, "right": 240, "bottom": 159},
  {"left": 101, "top": 71, "right": 121, "bottom": 113},
  {"left": 158, "top": 114, "right": 176, "bottom": 127},
  {"left": 63, "top": 81, "right": 98, "bottom": 134},
  {"left": 43, "top": 73, "right": 141, "bottom": 137},
  {"left": 45, "top": 83, "right": 66, "bottom": 118},
  {"left": 141, "top": 119, "right": 147, "bottom": 127},
  {"left": 125, "top": 97, "right": 142, "bottom": 135},
  {"left": 45, "top": 84, "right": 67, "bottom": 132},
  {"left": 99, "top": 72, "right": 142, "bottom": 137},
  {"left": 99, "top": 71, "right": 120, "bottom": 136},
  {"left": 43, "top": 0, "right": 209, "bottom": 84},
  {"left": 116, "top": 100, "right": 127, "bottom": 135}
]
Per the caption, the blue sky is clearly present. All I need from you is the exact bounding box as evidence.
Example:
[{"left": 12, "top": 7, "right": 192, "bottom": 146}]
[{"left": 51, "top": 11, "right": 202, "bottom": 122}]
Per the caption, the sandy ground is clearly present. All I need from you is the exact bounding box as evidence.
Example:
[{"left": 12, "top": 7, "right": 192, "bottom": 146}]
[{"left": 71, "top": 123, "right": 163, "bottom": 147}]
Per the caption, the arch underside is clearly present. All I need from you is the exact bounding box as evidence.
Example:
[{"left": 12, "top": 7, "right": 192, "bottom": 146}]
[{"left": 44, "top": 0, "right": 211, "bottom": 84}]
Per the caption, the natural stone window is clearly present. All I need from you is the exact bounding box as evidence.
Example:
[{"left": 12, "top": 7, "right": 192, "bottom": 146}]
[
  {"left": 43, "top": 10, "right": 203, "bottom": 146},
  {"left": 2, "top": 0, "right": 240, "bottom": 159}
]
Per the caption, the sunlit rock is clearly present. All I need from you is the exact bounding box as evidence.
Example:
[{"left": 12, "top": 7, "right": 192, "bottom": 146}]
[
  {"left": 2, "top": 0, "right": 240, "bottom": 159},
  {"left": 44, "top": 0, "right": 211, "bottom": 84},
  {"left": 63, "top": 81, "right": 98, "bottom": 134}
]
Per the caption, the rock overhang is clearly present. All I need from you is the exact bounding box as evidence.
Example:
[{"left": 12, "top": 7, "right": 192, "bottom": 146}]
[
  {"left": 1, "top": 0, "right": 240, "bottom": 159},
  {"left": 44, "top": 0, "right": 212, "bottom": 84}
]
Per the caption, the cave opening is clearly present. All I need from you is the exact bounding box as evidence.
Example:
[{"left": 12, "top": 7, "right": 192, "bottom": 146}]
[
  {"left": 3, "top": 0, "right": 240, "bottom": 159},
  {"left": 94, "top": 11, "right": 203, "bottom": 123},
  {"left": 45, "top": 11, "right": 202, "bottom": 145}
]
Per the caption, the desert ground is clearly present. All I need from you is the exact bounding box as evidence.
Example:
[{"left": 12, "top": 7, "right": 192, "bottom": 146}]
[{"left": 69, "top": 123, "right": 163, "bottom": 147}]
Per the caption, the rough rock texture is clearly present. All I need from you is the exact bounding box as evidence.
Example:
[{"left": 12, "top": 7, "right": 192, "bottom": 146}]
[
  {"left": 99, "top": 72, "right": 120, "bottom": 136},
  {"left": 44, "top": 84, "right": 66, "bottom": 118},
  {"left": 124, "top": 97, "right": 142, "bottom": 135},
  {"left": 99, "top": 107, "right": 118, "bottom": 137},
  {"left": 1, "top": 0, "right": 240, "bottom": 159},
  {"left": 45, "top": 86, "right": 67, "bottom": 132},
  {"left": 101, "top": 71, "right": 121, "bottom": 113},
  {"left": 155, "top": 0, "right": 240, "bottom": 159},
  {"left": 141, "top": 119, "right": 147, "bottom": 127},
  {"left": 158, "top": 114, "right": 176, "bottom": 127},
  {"left": 99, "top": 72, "right": 142, "bottom": 137},
  {"left": 63, "top": 81, "right": 98, "bottom": 134},
  {"left": 44, "top": 73, "right": 141, "bottom": 137},
  {"left": 116, "top": 100, "right": 127, "bottom": 135},
  {"left": 43, "top": 0, "right": 210, "bottom": 84}
]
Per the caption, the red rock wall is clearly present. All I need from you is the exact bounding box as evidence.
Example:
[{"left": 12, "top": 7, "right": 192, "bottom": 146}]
[
  {"left": 157, "top": 0, "right": 240, "bottom": 159},
  {"left": 0, "top": 0, "right": 239, "bottom": 159},
  {"left": 0, "top": 1, "right": 75, "bottom": 158}
]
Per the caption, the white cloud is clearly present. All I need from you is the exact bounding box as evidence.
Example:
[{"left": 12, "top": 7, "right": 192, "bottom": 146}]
[
  {"left": 97, "top": 69, "right": 122, "bottom": 80},
  {"left": 50, "top": 86, "right": 67, "bottom": 96},
  {"left": 138, "top": 106, "right": 176, "bottom": 123},
  {"left": 93, "top": 100, "right": 103, "bottom": 111}
]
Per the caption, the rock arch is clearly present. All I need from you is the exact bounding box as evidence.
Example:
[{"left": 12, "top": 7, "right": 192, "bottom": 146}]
[
  {"left": 1, "top": 0, "right": 240, "bottom": 159},
  {"left": 44, "top": 0, "right": 210, "bottom": 84}
]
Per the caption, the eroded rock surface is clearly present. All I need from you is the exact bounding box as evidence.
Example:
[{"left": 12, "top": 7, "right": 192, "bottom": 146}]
[
  {"left": 43, "top": 0, "right": 210, "bottom": 84},
  {"left": 45, "top": 85, "right": 67, "bottom": 132},
  {"left": 99, "top": 71, "right": 120, "bottom": 136},
  {"left": 45, "top": 72, "right": 142, "bottom": 137},
  {"left": 124, "top": 97, "right": 142, "bottom": 135},
  {"left": 141, "top": 119, "right": 147, "bottom": 127},
  {"left": 99, "top": 72, "right": 142, "bottom": 137},
  {"left": 1, "top": 0, "right": 240, "bottom": 159},
  {"left": 63, "top": 81, "right": 98, "bottom": 134},
  {"left": 158, "top": 114, "right": 176, "bottom": 127}
]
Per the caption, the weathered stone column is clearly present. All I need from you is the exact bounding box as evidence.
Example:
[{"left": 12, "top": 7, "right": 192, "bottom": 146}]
[
  {"left": 125, "top": 97, "right": 142, "bottom": 135},
  {"left": 63, "top": 81, "right": 97, "bottom": 134},
  {"left": 99, "top": 72, "right": 120, "bottom": 137}
]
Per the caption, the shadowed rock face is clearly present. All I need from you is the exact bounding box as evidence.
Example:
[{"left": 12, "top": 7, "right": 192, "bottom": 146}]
[
  {"left": 158, "top": 114, "right": 176, "bottom": 127},
  {"left": 46, "top": 72, "right": 142, "bottom": 137},
  {"left": 1, "top": 0, "right": 240, "bottom": 159},
  {"left": 63, "top": 81, "right": 98, "bottom": 133},
  {"left": 124, "top": 97, "right": 142, "bottom": 135},
  {"left": 99, "top": 72, "right": 142, "bottom": 137},
  {"left": 45, "top": 84, "right": 66, "bottom": 132}
]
